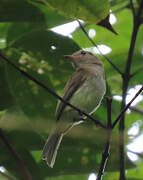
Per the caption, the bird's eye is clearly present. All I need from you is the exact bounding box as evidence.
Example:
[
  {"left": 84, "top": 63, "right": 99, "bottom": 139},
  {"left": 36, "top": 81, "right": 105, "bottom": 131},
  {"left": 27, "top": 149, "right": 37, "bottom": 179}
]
[{"left": 81, "top": 51, "right": 86, "bottom": 55}]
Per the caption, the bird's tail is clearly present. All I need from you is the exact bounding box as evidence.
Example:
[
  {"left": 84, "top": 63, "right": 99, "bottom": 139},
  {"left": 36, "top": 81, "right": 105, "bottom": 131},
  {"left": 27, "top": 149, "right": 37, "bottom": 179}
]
[{"left": 42, "top": 133, "right": 63, "bottom": 168}]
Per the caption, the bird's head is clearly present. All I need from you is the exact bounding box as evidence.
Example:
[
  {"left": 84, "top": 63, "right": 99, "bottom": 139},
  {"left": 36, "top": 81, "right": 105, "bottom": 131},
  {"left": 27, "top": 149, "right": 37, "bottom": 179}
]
[{"left": 64, "top": 50, "right": 103, "bottom": 68}]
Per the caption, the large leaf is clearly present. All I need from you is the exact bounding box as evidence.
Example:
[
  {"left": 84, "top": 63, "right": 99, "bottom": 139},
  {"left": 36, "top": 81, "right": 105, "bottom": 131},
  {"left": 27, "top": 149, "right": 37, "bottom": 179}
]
[
  {"left": 32, "top": 2, "right": 71, "bottom": 28},
  {"left": 0, "top": 23, "right": 11, "bottom": 49},
  {"left": 0, "top": 0, "right": 45, "bottom": 22},
  {"left": 4, "top": 27, "right": 79, "bottom": 118},
  {"left": 37, "top": 0, "right": 110, "bottom": 24}
]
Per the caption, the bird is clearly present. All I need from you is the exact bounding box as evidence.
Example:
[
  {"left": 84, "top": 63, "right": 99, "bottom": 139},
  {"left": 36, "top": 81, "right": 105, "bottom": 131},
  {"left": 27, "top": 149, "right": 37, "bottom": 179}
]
[{"left": 42, "top": 50, "right": 106, "bottom": 168}]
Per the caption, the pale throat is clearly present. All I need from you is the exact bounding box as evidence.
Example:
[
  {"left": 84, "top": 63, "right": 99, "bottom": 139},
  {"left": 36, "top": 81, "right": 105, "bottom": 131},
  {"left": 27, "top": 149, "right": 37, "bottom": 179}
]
[{"left": 78, "top": 63, "right": 104, "bottom": 75}]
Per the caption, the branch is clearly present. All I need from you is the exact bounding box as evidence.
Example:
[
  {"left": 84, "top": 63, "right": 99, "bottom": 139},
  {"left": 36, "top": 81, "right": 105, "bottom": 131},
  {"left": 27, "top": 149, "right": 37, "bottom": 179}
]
[
  {"left": 97, "top": 97, "right": 112, "bottom": 180},
  {"left": 116, "top": 0, "right": 143, "bottom": 129},
  {"left": 119, "top": 129, "right": 125, "bottom": 180},
  {"left": 141, "top": 17, "right": 143, "bottom": 24},
  {"left": 118, "top": 2, "right": 143, "bottom": 179},
  {"left": 0, "top": 51, "right": 106, "bottom": 129},
  {"left": 123, "top": 9, "right": 142, "bottom": 81},
  {"left": 130, "top": 0, "right": 136, "bottom": 19},
  {"left": 128, "top": 149, "right": 143, "bottom": 159},
  {"left": 77, "top": 20, "right": 123, "bottom": 75},
  {"left": 112, "top": 85, "right": 143, "bottom": 128},
  {"left": 97, "top": 137, "right": 111, "bottom": 180},
  {"left": 0, "top": 129, "right": 34, "bottom": 180},
  {"left": 106, "top": 97, "right": 112, "bottom": 127}
]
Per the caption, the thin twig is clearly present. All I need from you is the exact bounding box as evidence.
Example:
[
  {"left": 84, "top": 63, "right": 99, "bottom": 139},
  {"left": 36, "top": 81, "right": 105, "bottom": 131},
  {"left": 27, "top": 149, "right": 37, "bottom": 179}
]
[
  {"left": 106, "top": 97, "right": 112, "bottom": 128},
  {"left": 112, "top": 85, "right": 143, "bottom": 128},
  {"left": 130, "top": 0, "right": 136, "bottom": 19},
  {"left": 97, "top": 138, "right": 111, "bottom": 180},
  {"left": 0, "top": 51, "right": 106, "bottom": 129},
  {"left": 0, "top": 129, "right": 34, "bottom": 180},
  {"left": 97, "top": 97, "right": 112, "bottom": 180},
  {"left": 128, "top": 149, "right": 143, "bottom": 158},
  {"left": 140, "top": 17, "right": 143, "bottom": 24},
  {"left": 77, "top": 20, "right": 123, "bottom": 75},
  {"left": 131, "top": 66, "right": 143, "bottom": 77}
]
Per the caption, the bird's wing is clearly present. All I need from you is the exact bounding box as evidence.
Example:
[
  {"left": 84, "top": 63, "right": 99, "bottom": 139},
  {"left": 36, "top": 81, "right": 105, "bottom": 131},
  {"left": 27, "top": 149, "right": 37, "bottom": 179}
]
[{"left": 56, "top": 69, "right": 88, "bottom": 121}]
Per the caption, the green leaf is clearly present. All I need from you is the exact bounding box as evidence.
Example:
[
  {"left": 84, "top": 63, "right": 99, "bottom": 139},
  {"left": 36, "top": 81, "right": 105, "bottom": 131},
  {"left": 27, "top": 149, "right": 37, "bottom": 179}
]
[
  {"left": 32, "top": 2, "right": 71, "bottom": 28},
  {"left": 0, "top": 23, "right": 11, "bottom": 49},
  {"left": 110, "top": 0, "right": 129, "bottom": 12},
  {"left": 46, "top": 174, "right": 88, "bottom": 180},
  {"left": 127, "top": 162, "right": 143, "bottom": 180},
  {"left": 5, "top": 49, "right": 56, "bottom": 120},
  {"left": 6, "top": 23, "right": 47, "bottom": 47},
  {"left": 3, "top": 27, "right": 79, "bottom": 122},
  {"left": 0, "top": 0, "right": 45, "bottom": 22},
  {"left": 37, "top": 0, "right": 110, "bottom": 24}
]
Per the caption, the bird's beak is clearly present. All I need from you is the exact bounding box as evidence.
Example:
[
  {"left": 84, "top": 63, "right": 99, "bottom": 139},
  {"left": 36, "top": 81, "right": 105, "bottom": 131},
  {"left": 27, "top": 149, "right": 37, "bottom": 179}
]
[{"left": 64, "top": 55, "right": 74, "bottom": 61}]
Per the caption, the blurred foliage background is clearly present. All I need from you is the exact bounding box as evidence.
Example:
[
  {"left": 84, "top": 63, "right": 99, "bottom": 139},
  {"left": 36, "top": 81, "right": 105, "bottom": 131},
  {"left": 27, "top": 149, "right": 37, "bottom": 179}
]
[{"left": 0, "top": 0, "right": 143, "bottom": 179}]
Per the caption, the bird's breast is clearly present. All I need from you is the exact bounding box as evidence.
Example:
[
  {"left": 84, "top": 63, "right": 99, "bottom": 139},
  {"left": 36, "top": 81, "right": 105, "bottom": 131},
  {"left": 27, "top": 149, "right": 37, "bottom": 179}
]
[{"left": 69, "top": 75, "right": 106, "bottom": 115}]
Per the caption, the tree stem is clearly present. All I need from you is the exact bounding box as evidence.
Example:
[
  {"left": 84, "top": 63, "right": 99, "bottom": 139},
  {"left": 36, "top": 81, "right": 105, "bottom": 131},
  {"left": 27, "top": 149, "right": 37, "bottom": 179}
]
[
  {"left": 97, "top": 97, "right": 112, "bottom": 180},
  {"left": 119, "top": 1, "right": 143, "bottom": 179}
]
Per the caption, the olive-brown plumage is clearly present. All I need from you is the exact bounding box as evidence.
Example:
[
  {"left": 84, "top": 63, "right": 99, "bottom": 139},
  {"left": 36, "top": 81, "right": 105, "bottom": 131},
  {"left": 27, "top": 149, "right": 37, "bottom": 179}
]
[{"left": 42, "top": 50, "right": 106, "bottom": 167}]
